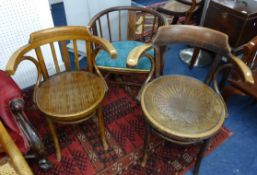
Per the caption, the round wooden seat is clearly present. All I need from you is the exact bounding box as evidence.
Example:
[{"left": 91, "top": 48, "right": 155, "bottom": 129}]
[
  {"left": 158, "top": 0, "right": 199, "bottom": 15},
  {"left": 36, "top": 71, "right": 106, "bottom": 122},
  {"left": 178, "top": 0, "right": 202, "bottom": 5},
  {"left": 141, "top": 75, "right": 227, "bottom": 143}
]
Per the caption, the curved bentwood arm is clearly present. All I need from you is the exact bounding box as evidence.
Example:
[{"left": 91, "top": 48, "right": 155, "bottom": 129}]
[
  {"left": 91, "top": 35, "right": 117, "bottom": 90},
  {"left": 126, "top": 44, "right": 155, "bottom": 100},
  {"left": 213, "top": 53, "right": 254, "bottom": 95},
  {"left": 6, "top": 46, "right": 42, "bottom": 103},
  {"left": 5, "top": 48, "right": 52, "bottom": 169}
]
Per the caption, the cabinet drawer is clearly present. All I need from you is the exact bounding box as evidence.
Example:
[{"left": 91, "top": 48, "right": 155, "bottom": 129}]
[
  {"left": 204, "top": 3, "right": 245, "bottom": 47},
  {"left": 240, "top": 17, "right": 257, "bottom": 46}
]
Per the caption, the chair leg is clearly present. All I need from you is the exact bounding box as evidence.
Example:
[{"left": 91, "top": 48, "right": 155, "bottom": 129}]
[
  {"left": 189, "top": 47, "right": 201, "bottom": 69},
  {"left": 97, "top": 106, "right": 109, "bottom": 150},
  {"left": 193, "top": 139, "right": 210, "bottom": 175},
  {"left": 46, "top": 118, "right": 61, "bottom": 161},
  {"left": 141, "top": 125, "right": 151, "bottom": 167}
]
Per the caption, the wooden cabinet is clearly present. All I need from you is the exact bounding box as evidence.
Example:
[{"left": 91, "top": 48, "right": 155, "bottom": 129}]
[{"left": 204, "top": 0, "right": 257, "bottom": 47}]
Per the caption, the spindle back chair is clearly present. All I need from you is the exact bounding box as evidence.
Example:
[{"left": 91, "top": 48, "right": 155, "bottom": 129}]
[
  {"left": 88, "top": 6, "right": 168, "bottom": 91},
  {"left": 6, "top": 26, "right": 117, "bottom": 161}
]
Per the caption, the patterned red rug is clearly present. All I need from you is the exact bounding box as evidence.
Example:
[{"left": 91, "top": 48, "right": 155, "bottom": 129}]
[{"left": 24, "top": 84, "right": 231, "bottom": 175}]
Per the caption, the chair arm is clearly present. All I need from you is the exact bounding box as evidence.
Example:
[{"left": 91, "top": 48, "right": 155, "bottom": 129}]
[
  {"left": 91, "top": 36, "right": 117, "bottom": 59},
  {"left": 5, "top": 46, "right": 43, "bottom": 103},
  {"left": 126, "top": 44, "right": 153, "bottom": 68},
  {"left": 229, "top": 54, "right": 254, "bottom": 84},
  {"left": 213, "top": 54, "right": 254, "bottom": 95},
  {"left": 0, "top": 121, "right": 33, "bottom": 175}
]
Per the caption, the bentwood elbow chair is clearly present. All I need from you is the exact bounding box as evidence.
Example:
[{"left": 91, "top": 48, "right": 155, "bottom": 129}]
[
  {"left": 127, "top": 25, "right": 254, "bottom": 175},
  {"left": 88, "top": 6, "right": 168, "bottom": 91},
  {"left": 5, "top": 26, "right": 117, "bottom": 161},
  {"left": 0, "top": 120, "right": 33, "bottom": 175}
]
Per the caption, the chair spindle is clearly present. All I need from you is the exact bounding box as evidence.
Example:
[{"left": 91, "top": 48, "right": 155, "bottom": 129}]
[
  {"left": 60, "top": 41, "right": 71, "bottom": 71},
  {"left": 50, "top": 42, "right": 60, "bottom": 73}
]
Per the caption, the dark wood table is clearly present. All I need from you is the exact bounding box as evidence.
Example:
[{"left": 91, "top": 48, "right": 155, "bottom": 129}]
[{"left": 204, "top": 0, "right": 257, "bottom": 47}]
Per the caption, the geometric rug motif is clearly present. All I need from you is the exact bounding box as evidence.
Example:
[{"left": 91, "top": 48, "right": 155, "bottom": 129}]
[{"left": 24, "top": 84, "right": 232, "bottom": 175}]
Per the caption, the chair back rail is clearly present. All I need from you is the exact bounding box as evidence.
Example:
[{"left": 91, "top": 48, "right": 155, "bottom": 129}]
[
  {"left": 153, "top": 25, "right": 254, "bottom": 87},
  {"left": 88, "top": 6, "right": 168, "bottom": 43},
  {"left": 153, "top": 25, "right": 231, "bottom": 55},
  {"left": 6, "top": 26, "right": 117, "bottom": 81},
  {"left": 29, "top": 26, "right": 93, "bottom": 79}
]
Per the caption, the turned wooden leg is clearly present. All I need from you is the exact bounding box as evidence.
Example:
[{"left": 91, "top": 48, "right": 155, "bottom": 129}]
[
  {"left": 189, "top": 47, "right": 201, "bottom": 69},
  {"left": 97, "top": 106, "right": 109, "bottom": 150},
  {"left": 11, "top": 99, "right": 52, "bottom": 170},
  {"left": 193, "top": 139, "right": 210, "bottom": 175},
  {"left": 141, "top": 125, "right": 151, "bottom": 167},
  {"left": 46, "top": 118, "right": 61, "bottom": 161}
]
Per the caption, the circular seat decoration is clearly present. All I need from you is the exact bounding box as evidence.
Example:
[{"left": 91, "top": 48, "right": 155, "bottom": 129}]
[{"left": 141, "top": 75, "right": 227, "bottom": 142}]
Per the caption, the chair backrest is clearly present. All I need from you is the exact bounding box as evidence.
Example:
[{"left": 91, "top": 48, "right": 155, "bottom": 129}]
[
  {"left": 153, "top": 25, "right": 254, "bottom": 87},
  {"left": 241, "top": 36, "right": 257, "bottom": 69},
  {"left": 88, "top": 6, "right": 168, "bottom": 43},
  {"left": 153, "top": 25, "right": 231, "bottom": 56},
  {"left": 6, "top": 26, "right": 116, "bottom": 81}
]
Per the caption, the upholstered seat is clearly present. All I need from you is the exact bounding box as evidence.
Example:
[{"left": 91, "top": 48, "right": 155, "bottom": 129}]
[{"left": 96, "top": 41, "right": 153, "bottom": 71}]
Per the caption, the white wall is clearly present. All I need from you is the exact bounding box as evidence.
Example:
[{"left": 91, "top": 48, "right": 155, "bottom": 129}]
[
  {"left": 63, "top": 0, "right": 131, "bottom": 26},
  {"left": 63, "top": 0, "right": 131, "bottom": 54},
  {"left": 0, "top": 0, "right": 62, "bottom": 88}
]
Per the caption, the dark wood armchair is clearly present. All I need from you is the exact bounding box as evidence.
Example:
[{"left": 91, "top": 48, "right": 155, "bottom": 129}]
[
  {"left": 222, "top": 36, "right": 257, "bottom": 102},
  {"left": 128, "top": 25, "right": 254, "bottom": 175}
]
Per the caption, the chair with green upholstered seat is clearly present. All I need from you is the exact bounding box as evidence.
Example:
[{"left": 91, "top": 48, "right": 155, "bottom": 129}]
[{"left": 88, "top": 6, "right": 168, "bottom": 93}]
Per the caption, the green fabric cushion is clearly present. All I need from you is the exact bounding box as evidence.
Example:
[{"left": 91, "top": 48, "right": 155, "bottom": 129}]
[{"left": 95, "top": 41, "right": 153, "bottom": 70}]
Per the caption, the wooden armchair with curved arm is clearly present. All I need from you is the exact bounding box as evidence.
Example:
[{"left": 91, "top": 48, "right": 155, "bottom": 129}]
[
  {"left": 88, "top": 6, "right": 168, "bottom": 93},
  {"left": 6, "top": 26, "right": 117, "bottom": 162},
  {"left": 128, "top": 25, "right": 253, "bottom": 175}
]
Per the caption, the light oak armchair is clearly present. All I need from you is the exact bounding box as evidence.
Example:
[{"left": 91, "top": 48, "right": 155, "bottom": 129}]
[{"left": 6, "top": 26, "right": 117, "bottom": 161}]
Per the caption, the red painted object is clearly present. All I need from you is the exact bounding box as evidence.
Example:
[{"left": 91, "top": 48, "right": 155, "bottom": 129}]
[{"left": 0, "top": 70, "right": 29, "bottom": 153}]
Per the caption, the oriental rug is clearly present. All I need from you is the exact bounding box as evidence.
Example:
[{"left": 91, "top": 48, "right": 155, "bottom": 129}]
[{"left": 24, "top": 84, "right": 231, "bottom": 175}]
